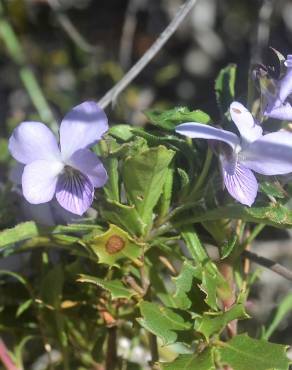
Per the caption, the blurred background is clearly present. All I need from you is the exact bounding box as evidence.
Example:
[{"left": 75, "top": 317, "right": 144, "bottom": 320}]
[
  {"left": 2, "top": 0, "right": 292, "bottom": 129},
  {"left": 1, "top": 0, "right": 292, "bottom": 366}
]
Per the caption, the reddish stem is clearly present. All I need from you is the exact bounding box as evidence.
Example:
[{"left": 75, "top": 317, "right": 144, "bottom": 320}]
[
  {"left": 219, "top": 262, "right": 237, "bottom": 338},
  {"left": 0, "top": 339, "right": 21, "bottom": 370}
]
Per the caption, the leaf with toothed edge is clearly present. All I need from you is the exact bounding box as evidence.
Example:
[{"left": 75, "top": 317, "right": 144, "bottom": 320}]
[
  {"left": 137, "top": 301, "right": 192, "bottom": 345},
  {"left": 77, "top": 275, "right": 135, "bottom": 299},
  {"left": 86, "top": 224, "right": 143, "bottom": 266},
  {"left": 162, "top": 348, "right": 215, "bottom": 370}
]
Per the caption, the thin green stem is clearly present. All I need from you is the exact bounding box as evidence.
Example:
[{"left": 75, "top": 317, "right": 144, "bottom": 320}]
[
  {"left": 186, "top": 148, "right": 212, "bottom": 201},
  {"left": 0, "top": 2, "right": 57, "bottom": 131},
  {"left": 243, "top": 223, "right": 265, "bottom": 247}
]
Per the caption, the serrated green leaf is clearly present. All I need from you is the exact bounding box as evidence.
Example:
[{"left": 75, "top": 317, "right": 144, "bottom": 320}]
[
  {"left": 259, "top": 181, "right": 286, "bottom": 199},
  {"left": 200, "top": 270, "right": 218, "bottom": 311},
  {"left": 137, "top": 302, "right": 192, "bottom": 345},
  {"left": 220, "top": 235, "right": 238, "bottom": 259},
  {"left": 263, "top": 293, "right": 292, "bottom": 340},
  {"left": 108, "top": 124, "right": 134, "bottom": 141},
  {"left": 77, "top": 275, "right": 135, "bottom": 299},
  {"left": 173, "top": 261, "right": 201, "bottom": 310},
  {"left": 87, "top": 224, "right": 143, "bottom": 266},
  {"left": 195, "top": 304, "right": 248, "bottom": 339},
  {"left": 215, "top": 64, "right": 236, "bottom": 114},
  {"left": 0, "top": 221, "right": 39, "bottom": 248},
  {"left": 145, "top": 107, "right": 211, "bottom": 130},
  {"left": 181, "top": 227, "right": 232, "bottom": 310},
  {"left": 177, "top": 168, "right": 190, "bottom": 191},
  {"left": 217, "top": 334, "right": 290, "bottom": 370},
  {"left": 122, "top": 146, "right": 174, "bottom": 229},
  {"left": 99, "top": 199, "right": 146, "bottom": 236},
  {"left": 162, "top": 348, "right": 215, "bottom": 370}
]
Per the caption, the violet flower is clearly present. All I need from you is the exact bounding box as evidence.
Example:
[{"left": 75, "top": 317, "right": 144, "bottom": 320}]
[
  {"left": 176, "top": 101, "right": 292, "bottom": 206},
  {"left": 264, "top": 55, "right": 292, "bottom": 120},
  {"left": 9, "top": 101, "right": 108, "bottom": 215}
]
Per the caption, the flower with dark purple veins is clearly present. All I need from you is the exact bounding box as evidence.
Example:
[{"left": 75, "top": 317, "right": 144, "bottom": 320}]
[
  {"left": 263, "top": 55, "right": 292, "bottom": 120},
  {"left": 176, "top": 101, "right": 292, "bottom": 206},
  {"left": 9, "top": 101, "right": 108, "bottom": 215}
]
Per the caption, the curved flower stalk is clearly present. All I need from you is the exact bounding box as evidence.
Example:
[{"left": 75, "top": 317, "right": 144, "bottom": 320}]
[
  {"left": 9, "top": 101, "right": 108, "bottom": 215},
  {"left": 176, "top": 101, "right": 292, "bottom": 206},
  {"left": 263, "top": 54, "right": 292, "bottom": 120}
]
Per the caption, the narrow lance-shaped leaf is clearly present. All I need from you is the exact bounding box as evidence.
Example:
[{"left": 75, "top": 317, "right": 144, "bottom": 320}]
[
  {"left": 215, "top": 64, "right": 236, "bottom": 115},
  {"left": 175, "top": 203, "right": 292, "bottom": 229},
  {"left": 103, "top": 157, "right": 120, "bottom": 202},
  {"left": 77, "top": 275, "right": 135, "bottom": 299},
  {"left": 263, "top": 293, "right": 292, "bottom": 340}
]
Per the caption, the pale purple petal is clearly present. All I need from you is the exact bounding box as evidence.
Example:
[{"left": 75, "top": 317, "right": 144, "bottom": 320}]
[
  {"left": 60, "top": 101, "right": 108, "bottom": 160},
  {"left": 278, "top": 68, "right": 292, "bottom": 103},
  {"left": 175, "top": 122, "right": 240, "bottom": 150},
  {"left": 241, "top": 131, "right": 292, "bottom": 175},
  {"left": 55, "top": 170, "right": 94, "bottom": 215},
  {"left": 22, "top": 160, "right": 64, "bottom": 204},
  {"left": 221, "top": 158, "right": 258, "bottom": 206},
  {"left": 264, "top": 102, "right": 292, "bottom": 121},
  {"left": 9, "top": 121, "right": 60, "bottom": 164},
  {"left": 67, "top": 149, "right": 108, "bottom": 188},
  {"left": 284, "top": 55, "right": 292, "bottom": 68},
  {"left": 229, "top": 102, "right": 262, "bottom": 143}
]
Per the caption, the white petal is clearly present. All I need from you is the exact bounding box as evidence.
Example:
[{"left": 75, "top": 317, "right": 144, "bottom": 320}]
[
  {"left": 22, "top": 160, "right": 64, "bottom": 204},
  {"left": 175, "top": 122, "right": 239, "bottom": 150},
  {"left": 242, "top": 131, "right": 292, "bottom": 175},
  {"left": 9, "top": 121, "right": 60, "bottom": 164},
  {"left": 230, "top": 102, "right": 262, "bottom": 143}
]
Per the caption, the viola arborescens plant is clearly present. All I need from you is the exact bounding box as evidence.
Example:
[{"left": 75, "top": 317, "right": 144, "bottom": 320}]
[
  {"left": 1, "top": 54, "right": 292, "bottom": 370},
  {"left": 8, "top": 101, "right": 108, "bottom": 215}
]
